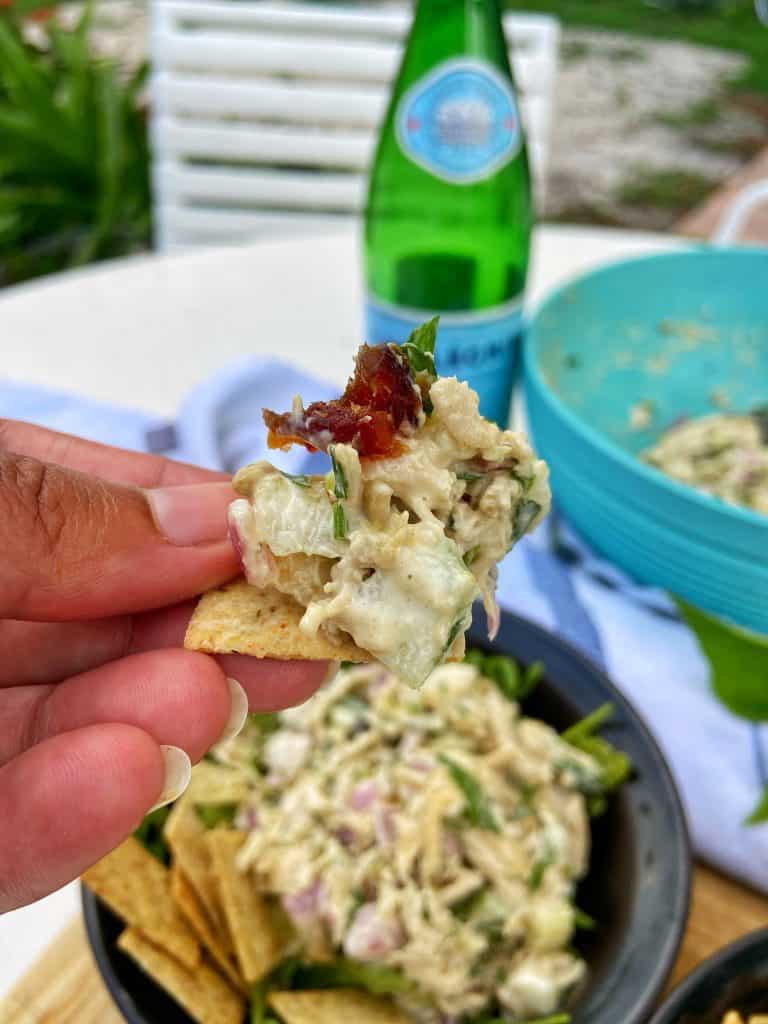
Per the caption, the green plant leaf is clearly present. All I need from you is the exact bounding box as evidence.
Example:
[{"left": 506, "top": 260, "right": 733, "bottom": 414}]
[
  {"left": 676, "top": 600, "right": 768, "bottom": 722},
  {"left": 746, "top": 785, "right": 768, "bottom": 825}
]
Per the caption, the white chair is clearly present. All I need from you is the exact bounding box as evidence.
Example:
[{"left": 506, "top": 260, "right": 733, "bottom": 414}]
[{"left": 150, "top": 0, "right": 560, "bottom": 250}]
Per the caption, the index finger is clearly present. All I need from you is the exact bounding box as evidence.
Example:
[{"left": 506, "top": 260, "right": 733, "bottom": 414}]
[{"left": 0, "top": 419, "right": 227, "bottom": 488}]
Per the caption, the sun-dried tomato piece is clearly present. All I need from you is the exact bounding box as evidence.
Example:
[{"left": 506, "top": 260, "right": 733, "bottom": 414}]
[{"left": 263, "top": 344, "right": 421, "bottom": 458}]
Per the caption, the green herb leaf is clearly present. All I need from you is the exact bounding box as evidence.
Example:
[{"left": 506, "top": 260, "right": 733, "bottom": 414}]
[
  {"left": 527, "top": 843, "right": 555, "bottom": 890},
  {"left": 195, "top": 804, "right": 237, "bottom": 830},
  {"left": 574, "top": 907, "right": 597, "bottom": 930},
  {"left": 329, "top": 445, "right": 348, "bottom": 499},
  {"left": 249, "top": 712, "right": 281, "bottom": 736},
  {"left": 464, "top": 545, "right": 481, "bottom": 567},
  {"left": 676, "top": 599, "right": 768, "bottom": 722},
  {"left": 333, "top": 502, "right": 348, "bottom": 540},
  {"left": 278, "top": 469, "right": 312, "bottom": 488},
  {"left": 512, "top": 499, "right": 542, "bottom": 542},
  {"left": 134, "top": 805, "right": 171, "bottom": 864},
  {"left": 746, "top": 784, "right": 768, "bottom": 826},
  {"left": 404, "top": 316, "right": 439, "bottom": 359},
  {"left": 439, "top": 755, "right": 500, "bottom": 832},
  {"left": 457, "top": 469, "right": 486, "bottom": 482},
  {"left": 442, "top": 615, "right": 466, "bottom": 659}
]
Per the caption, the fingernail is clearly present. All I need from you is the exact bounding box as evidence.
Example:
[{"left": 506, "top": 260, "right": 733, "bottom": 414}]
[
  {"left": 147, "top": 482, "right": 235, "bottom": 546},
  {"left": 218, "top": 677, "right": 249, "bottom": 744},
  {"left": 149, "top": 745, "right": 191, "bottom": 812}
]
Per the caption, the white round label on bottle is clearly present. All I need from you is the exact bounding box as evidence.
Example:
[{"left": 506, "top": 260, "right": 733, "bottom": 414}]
[{"left": 396, "top": 57, "right": 523, "bottom": 184}]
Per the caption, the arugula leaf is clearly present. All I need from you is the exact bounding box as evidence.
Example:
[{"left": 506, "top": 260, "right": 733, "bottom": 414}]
[
  {"left": 134, "top": 805, "right": 171, "bottom": 864},
  {"left": 746, "top": 784, "right": 768, "bottom": 825},
  {"left": 465, "top": 650, "right": 544, "bottom": 703},
  {"left": 249, "top": 711, "right": 281, "bottom": 736},
  {"left": 195, "top": 804, "right": 237, "bottom": 830},
  {"left": 573, "top": 907, "right": 597, "bottom": 930},
  {"left": 562, "top": 703, "right": 632, "bottom": 812},
  {"left": 278, "top": 469, "right": 312, "bottom": 488},
  {"left": 333, "top": 502, "right": 348, "bottom": 540},
  {"left": 328, "top": 445, "right": 348, "bottom": 499},
  {"left": 676, "top": 599, "right": 768, "bottom": 722},
  {"left": 439, "top": 755, "right": 500, "bottom": 832},
  {"left": 290, "top": 958, "right": 411, "bottom": 996}
]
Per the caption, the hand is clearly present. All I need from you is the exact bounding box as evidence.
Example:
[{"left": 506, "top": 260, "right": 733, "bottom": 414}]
[{"left": 0, "top": 420, "right": 330, "bottom": 913}]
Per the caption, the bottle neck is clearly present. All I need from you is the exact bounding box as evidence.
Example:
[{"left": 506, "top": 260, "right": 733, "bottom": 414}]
[{"left": 408, "top": 0, "right": 509, "bottom": 71}]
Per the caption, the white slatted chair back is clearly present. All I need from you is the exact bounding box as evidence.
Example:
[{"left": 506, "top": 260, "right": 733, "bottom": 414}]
[{"left": 150, "top": 1, "right": 559, "bottom": 249}]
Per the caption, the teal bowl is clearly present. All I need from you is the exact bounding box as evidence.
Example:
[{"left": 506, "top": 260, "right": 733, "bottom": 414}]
[{"left": 523, "top": 247, "right": 768, "bottom": 633}]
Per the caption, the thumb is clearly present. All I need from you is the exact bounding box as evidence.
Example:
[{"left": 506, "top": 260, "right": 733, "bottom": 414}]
[{"left": 0, "top": 452, "right": 238, "bottom": 621}]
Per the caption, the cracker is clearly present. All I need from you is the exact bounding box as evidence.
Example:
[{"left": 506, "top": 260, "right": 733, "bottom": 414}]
[
  {"left": 164, "top": 795, "right": 223, "bottom": 931},
  {"left": 170, "top": 867, "right": 245, "bottom": 993},
  {"left": 206, "top": 829, "right": 289, "bottom": 985},
  {"left": 268, "top": 989, "right": 412, "bottom": 1024},
  {"left": 117, "top": 928, "right": 244, "bottom": 1024},
  {"left": 187, "top": 759, "right": 253, "bottom": 806},
  {"left": 81, "top": 837, "right": 199, "bottom": 969},
  {"left": 184, "top": 580, "right": 369, "bottom": 662}
]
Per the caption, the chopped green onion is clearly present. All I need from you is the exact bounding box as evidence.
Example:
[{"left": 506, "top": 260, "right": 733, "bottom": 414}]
[
  {"left": 329, "top": 445, "right": 348, "bottom": 499},
  {"left": 333, "top": 502, "right": 348, "bottom": 540},
  {"left": 195, "top": 804, "right": 237, "bottom": 830},
  {"left": 439, "top": 755, "right": 499, "bottom": 832},
  {"left": 464, "top": 544, "right": 481, "bottom": 567},
  {"left": 527, "top": 843, "right": 554, "bottom": 891},
  {"left": 278, "top": 469, "right": 312, "bottom": 488}
]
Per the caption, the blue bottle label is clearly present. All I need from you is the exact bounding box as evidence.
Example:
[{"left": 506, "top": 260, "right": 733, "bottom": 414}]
[
  {"left": 396, "top": 57, "right": 522, "bottom": 184},
  {"left": 366, "top": 296, "right": 523, "bottom": 426}
]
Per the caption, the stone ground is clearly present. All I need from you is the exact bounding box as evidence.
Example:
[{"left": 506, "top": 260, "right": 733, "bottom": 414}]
[{"left": 75, "top": 4, "right": 768, "bottom": 231}]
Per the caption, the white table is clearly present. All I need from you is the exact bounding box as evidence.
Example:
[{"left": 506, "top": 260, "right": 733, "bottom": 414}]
[{"left": 0, "top": 223, "right": 681, "bottom": 994}]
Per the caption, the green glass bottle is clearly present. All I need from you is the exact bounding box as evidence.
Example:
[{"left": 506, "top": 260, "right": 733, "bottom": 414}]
[{"left": 364, "top": 0, "right": 533, "bottom": 425}]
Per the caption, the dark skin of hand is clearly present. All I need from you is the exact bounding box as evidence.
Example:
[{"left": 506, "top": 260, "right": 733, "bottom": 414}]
[{"left": 0, "top": 420, "right": 329, "bottom": 913}]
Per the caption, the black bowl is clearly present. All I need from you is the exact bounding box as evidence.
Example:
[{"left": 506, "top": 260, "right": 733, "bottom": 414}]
[
  {"left": 83, "top": 608, "right": 691, "bottom": 1024},
  {"left": 650, "top": 929, "right": 768, "bottom": 1024}
]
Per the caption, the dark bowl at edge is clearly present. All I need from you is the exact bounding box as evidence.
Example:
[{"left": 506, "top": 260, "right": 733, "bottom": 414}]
[
  {"left": 83, "top": 608, "right": 692, "bottom": 1024},
  {"left": 650, "top": 928, "right": 768, "bottom": 1024}
]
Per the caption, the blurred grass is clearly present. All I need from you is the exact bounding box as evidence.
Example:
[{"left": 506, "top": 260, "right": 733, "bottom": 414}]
[
  {"left": 617, "top": 166, "right": 722, "bottom": 210},
  {"left": 505, "top": 0, "right": 768, "bottom": 93}
]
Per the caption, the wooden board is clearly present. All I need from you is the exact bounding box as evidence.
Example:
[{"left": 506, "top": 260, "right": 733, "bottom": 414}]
[{"left": 2, "top": 865, "right": 767, "bottom": 1024}]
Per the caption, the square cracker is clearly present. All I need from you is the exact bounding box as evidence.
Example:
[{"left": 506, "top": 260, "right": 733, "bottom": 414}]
[
  {"left": 170, "top": 867, "right": 245, "bottom": 993},
  {"left": 206, "top": 829, "right": 289, "bottom": 985},
  {"left": 81, "top": 837, "right": 200, "bottom": 969},
  {"left": 268, "top": 989, "right": 412, "bottom": 1024},
  {"left": 117, "top": 927, "right": 244, "bottom": 1024},
  {"left": 164, "top": 795, "right": 223, "bottom": 932},
  {"left": 184, "top": 580, "right": 369, "bottom": 662}
]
